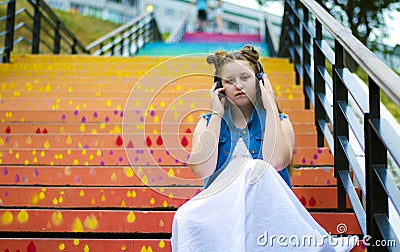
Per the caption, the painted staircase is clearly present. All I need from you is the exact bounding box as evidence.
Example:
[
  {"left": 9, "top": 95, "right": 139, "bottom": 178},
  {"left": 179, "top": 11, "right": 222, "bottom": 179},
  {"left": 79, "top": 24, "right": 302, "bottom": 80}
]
[{"left": 0, "top": 53, "right": 364, "bottom": 251}]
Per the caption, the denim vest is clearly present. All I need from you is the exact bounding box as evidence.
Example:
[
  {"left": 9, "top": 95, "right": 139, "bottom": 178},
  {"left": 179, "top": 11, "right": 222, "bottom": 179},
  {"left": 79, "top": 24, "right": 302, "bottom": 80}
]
[{"left": 202, "top": 104, "right": 292, "bottom": 189}]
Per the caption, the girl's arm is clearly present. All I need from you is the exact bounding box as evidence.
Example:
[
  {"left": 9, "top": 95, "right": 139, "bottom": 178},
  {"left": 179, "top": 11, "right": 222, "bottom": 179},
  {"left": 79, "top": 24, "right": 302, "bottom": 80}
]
[
  {"left": 260, "top": 75, "right": 295, "bottom": 171},
  {"left": 189, "top": 83, "right": 226, "bottom": 178},
  {"left": 188, "top": 115, "right": 222, "bottom": 178}
]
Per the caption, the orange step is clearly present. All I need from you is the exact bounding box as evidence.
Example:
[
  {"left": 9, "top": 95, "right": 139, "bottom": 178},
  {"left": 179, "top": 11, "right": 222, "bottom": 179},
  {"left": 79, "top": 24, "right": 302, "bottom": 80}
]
[
  {"left": 0, "top": 109, "right": 315, "bottom": 123},
  {"left": 0, "top": 239, "right": 172, "bottom": 252},
  {"left": 0, "top": 132, "right": 324, "bottom": 149},
  {"left": 0, "top": 239, "right": 367, "bottom": 252},
  {"left": 0, "top": 96, "right": 306, "bottom": 110},
  {"left": 0, "top": 166, "right": 335, "bottom": 187},
  {"left": 0, "top": 209, "right": 361, "bottom": 235},
  {"left": 0, "top": 122, "right": 316, "bottom": 134},
  {"left": 0, "top": 186, "right": 354, "bottom": 209},
  {"left": 0, "top": 147, "right": 333, "bottom": 166}
]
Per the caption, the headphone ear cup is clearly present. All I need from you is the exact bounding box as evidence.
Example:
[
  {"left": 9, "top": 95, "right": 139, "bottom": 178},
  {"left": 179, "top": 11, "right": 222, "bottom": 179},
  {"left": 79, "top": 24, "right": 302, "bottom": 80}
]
[
  {"left": 256, "top": 61, "right": 265, "bottom": 81},
  {"left": 214, "top": 75, "right": 222, "bottom": 88}
]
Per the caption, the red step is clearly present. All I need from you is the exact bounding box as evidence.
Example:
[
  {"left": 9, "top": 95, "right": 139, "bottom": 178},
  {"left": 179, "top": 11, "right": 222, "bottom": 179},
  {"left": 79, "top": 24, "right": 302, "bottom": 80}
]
[
  {"left": 0, "top": 166, "right": 335, "bottom": 187},
  {"left": 0, "top": 239, "right": 171, "bottom": 252},
  {"left": 0, "top": 239, "right": 367, "bottom": 252},
  {"left": 0, "top": 146, "right": 333, "bottom": 166},
  {"left": 0, "top": 186, "right": 354, "bottom": 210},
  {"left": 0, "top": 209, "right": 361, "bottom": 235}
]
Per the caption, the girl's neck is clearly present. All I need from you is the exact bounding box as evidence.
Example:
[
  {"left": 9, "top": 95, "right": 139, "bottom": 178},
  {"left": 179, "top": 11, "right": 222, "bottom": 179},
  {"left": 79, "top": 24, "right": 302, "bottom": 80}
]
[{"left": 231, "top": 103, "right": 254, "bottom": 129}]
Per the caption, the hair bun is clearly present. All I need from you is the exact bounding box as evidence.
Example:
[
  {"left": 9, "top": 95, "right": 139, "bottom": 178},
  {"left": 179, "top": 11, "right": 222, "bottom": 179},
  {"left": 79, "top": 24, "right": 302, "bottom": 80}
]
[
  {"left": 215, "top": 50, "right": 227, "bottom": 57},
  {"left": 240, "top": 45, "right": 259, "bottom": 64},
  {"left": 206, "top": 50, "right": 227, "bottom": 69}
]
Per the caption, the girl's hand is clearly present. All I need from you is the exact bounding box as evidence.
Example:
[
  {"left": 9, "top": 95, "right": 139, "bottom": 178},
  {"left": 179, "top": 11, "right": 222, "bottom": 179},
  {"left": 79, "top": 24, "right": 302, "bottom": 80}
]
[
  {"left": 210, "top": 83, "right": 226, "bottom": 115},
  {"left": 259, "top": 74, "right": 276, "bottom": 110}
]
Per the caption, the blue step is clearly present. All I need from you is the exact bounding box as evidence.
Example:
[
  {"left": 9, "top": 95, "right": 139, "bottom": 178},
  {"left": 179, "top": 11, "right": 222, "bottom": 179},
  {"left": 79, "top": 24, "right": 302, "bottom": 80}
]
[{"left": 136, "top": 42, "right": 269, "bottom": 56}]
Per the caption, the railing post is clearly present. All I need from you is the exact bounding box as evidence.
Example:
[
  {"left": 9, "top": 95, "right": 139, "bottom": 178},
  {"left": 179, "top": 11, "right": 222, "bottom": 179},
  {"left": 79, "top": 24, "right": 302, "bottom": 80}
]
[
  {"left": 151, "top": 13, "right": 161, "bottom": 42},
  {"left": 333, "top": 39, "right": 348, "bottom": 212},
  {"left": 127, "top": 31, "right": 133, "bottom": 56},
  {"left": 72, "top": 39, "right": 78, "bottom": 54},
  {"left": 110, "top": 37, "right": 115, "bottom": 56},
  {"left": 135, "top": 21, "right": 140, "bottom": 54},
  {"left": 313, "top": 18, "right": 327, "bottom": 147},
  {"left": 3, "top": 0, "right": 16, "bottom": 63},
  {"left": 54, "top": 21, "right": 61, "bottom": 54},
  {"left": 120, "top": 32, "right": 124, "bottom": 56},
  {"left": 302, "top": 5, "right": 311, "bottom": 110},
  {"left": 32, "top": 0, "right": 41, "bottom": 54},
  {"left": 366, "top": 77, "right": 388, "bottom": 251},
  {"left": 293, "top": 0, "right": 301, "bottom": 85},
  {"left": 99, "top": 43, "right": 104, "bottom": 56},
  {"left": 278, "top": 1, "right": 290, "bottom": 58}
]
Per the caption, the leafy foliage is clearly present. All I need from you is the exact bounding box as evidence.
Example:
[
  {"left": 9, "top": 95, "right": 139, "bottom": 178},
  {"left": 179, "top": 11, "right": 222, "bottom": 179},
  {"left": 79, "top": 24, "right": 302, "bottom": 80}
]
[
  {"left": 322, "top": 0, "right": 399, "bottom": 47},
  {"left": 257, "top": 0, "right": 399, "bottom": 47}
]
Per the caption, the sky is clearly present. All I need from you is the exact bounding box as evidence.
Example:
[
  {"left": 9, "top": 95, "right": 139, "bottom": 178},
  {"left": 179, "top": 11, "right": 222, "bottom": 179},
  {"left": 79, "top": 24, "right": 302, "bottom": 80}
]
[{"left": 224, "top": 0, "right": 400, "bottom": 47}]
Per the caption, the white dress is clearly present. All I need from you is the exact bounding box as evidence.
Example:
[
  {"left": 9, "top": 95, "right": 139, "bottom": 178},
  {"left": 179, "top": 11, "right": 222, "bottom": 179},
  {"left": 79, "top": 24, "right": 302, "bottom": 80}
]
[{"left": 171, "top": 137, "right": 357, "bottom": 251}]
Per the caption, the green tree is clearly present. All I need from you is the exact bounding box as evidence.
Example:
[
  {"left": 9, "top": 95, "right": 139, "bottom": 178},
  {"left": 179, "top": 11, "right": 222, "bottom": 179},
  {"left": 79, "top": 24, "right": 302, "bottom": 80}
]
[
  {"left": 322, "top": 0, "right": 399, "bottom": 48},
  {"left": 262, "top": 0, "right": 399, "bottom": 70}
]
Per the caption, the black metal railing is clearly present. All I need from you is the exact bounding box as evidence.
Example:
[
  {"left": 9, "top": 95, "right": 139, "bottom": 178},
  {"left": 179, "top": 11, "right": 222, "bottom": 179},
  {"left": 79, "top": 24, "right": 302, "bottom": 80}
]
[
  {"left": 165, "top": 5, "right": 194, "bottom": 44},
  {"left": 263, "top": 15, "right": 277, "bottom": 57},
  {"left": 280, "top": 0, "right": 400, "bottom": 251},
  {"left": 1, "top": 0, "right": 161, "bottom": 62},
  {"left": 85, "top": 12, "right": 161, "bottom": 56},
  {"left": 0, "top": 0, "right": 88, "bottom": 62},
  {"left": 29, "top": 0, "right": 87, "bottom": 54},
  {"left": 1, "top": 0, "right": 16, "bottom": 62}
]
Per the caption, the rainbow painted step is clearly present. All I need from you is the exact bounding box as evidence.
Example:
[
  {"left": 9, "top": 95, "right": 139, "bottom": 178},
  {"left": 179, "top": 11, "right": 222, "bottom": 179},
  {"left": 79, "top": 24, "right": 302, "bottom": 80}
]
[
  {"left": 0, "top": 239, "right": 368, "bottom": 252},
  {"left": 0, "top": 132, "right": 327, "bottom": 149},
  {"left": 0, "top": 147, "right": 333, "bottom": 166},
  {"left": 0, "top": 121, "right": 316, "bottom": 134},
  {"left": 0, "top": 166, "right": 336, "bottom": 187},
  {"left": 0, "top": 109, "right": 315, "bottom": 123},
  {"left": 0, "top": 209, "right": 361, "bottom": 235},
  {"left": 0, "top": 95, "right": 305, "bottom": 110},
  {"left": 0, "top": 239, "right": 172, "bottom": 252},
  {"left": 0, "top": 186, "right": 356, "bottom": 210}
]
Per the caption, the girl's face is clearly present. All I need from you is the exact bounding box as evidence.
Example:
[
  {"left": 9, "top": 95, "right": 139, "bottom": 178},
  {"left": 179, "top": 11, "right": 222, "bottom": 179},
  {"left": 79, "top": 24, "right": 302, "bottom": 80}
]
[{"left": 220, "top": 60, "right": 257, "bottom": 108}]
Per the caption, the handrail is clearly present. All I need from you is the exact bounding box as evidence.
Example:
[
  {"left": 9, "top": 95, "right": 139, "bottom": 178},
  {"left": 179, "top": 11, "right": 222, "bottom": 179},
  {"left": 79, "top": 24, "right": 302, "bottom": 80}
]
[
  {"left": 1, "top": 0, "right": 162, "bottom": 60},
  {"left": 301, "top": 0, "right": 400, "bottom": 107},
  {"left": 30, "top": 0, "right": 87, "bottom": 53},
  {"left": 165, "top": 5, "right": 195, "bottom": 43},
  {"left": 280, "top": 0, "right": 400, "bottom": 250},
  {"left": 86, "top": 11, "right": 161, "bottom": 56},
  {"left": 263, "top": 15, "right": 278, "bottom": 57},
  {"left": 1, "top": 0, "right": 89, "bottom": 62}
]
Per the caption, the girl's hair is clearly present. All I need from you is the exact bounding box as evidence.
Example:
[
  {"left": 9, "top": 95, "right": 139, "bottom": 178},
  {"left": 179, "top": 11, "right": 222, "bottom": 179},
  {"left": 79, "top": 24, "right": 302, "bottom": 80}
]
[{"left": 206, "top": 45, "right": 261, "bottom": 79}]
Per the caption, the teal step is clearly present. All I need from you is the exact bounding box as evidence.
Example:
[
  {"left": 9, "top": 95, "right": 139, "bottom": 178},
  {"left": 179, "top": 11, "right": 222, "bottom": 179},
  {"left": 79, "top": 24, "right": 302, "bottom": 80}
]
[{"left": 136, "top": 42, "right": 269, "bottom": 56}]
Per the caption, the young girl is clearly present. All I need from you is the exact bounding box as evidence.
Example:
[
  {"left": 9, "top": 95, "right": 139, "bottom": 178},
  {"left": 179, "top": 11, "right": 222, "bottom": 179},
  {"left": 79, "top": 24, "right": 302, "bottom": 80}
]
[{"left": 171, "top": 46, "right": 356, "bottom": 251}]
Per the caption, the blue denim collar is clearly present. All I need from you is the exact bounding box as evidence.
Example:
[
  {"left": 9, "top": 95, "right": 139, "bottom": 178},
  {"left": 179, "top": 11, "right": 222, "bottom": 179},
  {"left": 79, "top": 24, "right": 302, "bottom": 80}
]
[{"left": 222, "top": 101, "right": 265, "bottom": 135}]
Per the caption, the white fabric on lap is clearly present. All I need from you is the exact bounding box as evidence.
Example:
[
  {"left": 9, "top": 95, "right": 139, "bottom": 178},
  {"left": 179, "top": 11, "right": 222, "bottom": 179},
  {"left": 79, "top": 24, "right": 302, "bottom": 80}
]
[{"left": 171, "top": 159, "right": 357, "bottom": 251}]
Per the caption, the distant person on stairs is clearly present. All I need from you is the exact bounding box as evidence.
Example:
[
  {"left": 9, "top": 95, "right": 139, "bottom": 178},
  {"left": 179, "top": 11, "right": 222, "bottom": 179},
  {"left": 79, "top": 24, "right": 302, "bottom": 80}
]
[
  {"left": 214, "top": 0, "right": 223, "bottom": 34},
  {"left": 193, "top": 0, "right": 208, "bottom": 32},
  {"left": 171, "top": 45, "right": 357, "bottom": 251}
]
